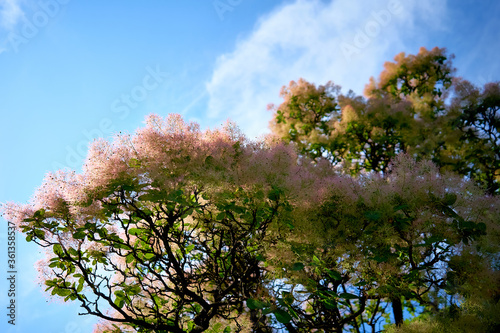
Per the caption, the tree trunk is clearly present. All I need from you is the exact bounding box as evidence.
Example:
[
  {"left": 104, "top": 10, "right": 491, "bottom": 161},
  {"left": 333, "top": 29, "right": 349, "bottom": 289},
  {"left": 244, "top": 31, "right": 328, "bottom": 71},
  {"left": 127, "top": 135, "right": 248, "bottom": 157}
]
[{"left": 391, "top": 297, "right": 404, "bottom": 326}]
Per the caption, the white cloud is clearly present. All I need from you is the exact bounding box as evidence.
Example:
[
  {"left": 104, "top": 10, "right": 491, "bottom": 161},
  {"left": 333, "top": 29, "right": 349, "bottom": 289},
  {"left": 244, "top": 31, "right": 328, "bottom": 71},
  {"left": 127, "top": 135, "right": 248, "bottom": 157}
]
[
  {"left": 206, "top": 0, "right": 448, "bottom": 138},
  {"left": 0, "top": 0, "right": 23, "bottom": 30}
]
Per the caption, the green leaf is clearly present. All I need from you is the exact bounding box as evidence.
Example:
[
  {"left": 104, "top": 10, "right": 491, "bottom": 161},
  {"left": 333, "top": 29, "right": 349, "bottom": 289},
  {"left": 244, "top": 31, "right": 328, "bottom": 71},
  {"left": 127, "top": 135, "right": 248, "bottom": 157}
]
[
  {"left": 79, "top": 276, "right": 84, "bottom": 289},
  {"left": 128, "top": 284, "right": 141, "bottom": 295},
  {"left": 45, "top": 279, "right": 57, "bottom": 287},
  {"left": 126, "top": 253, "right": 135, "bottom": 263},
  {"left": 186, "top": 244, "right": 195, "bottom": 253},
  {"left": 324, "top": 299, "right": 337, "bottom": 309},
  {"left": 114, "top": 297, "right": 125, "bottom": 308},
  {"left": 443, "top": 193, "right": 457, "bottom": 206},
  {"left": 34, "top": 229, "right": 46, "bottom": 240},
  {"left": 246, "top": 298, "right": 267, "bottom": 310},
  {"left": 292, "top": 262, "right": 304, "bottom": 271},
  {"left": 33, "top": 209, "right": 45, "bottom": 219},
  {"left": 57, "top": 289, "right": 72, "bottom": 297},
  {"left": 327, "top": 269, "right": 342, "bottom": 281},
  {"left": 68, "top": 247, "right": 79, "bottom": 256},
  {"left": 76, "top": 281, "right": 84, "bottom": 293},
  {"left": 73, "top": 231, "right": 86, "bottom": 239},
  {"left": 274, "top": 309, "right": 292, "bottom": 324},
  {"left": 53, "top": 244, "right": 64, "bottom": 256},
  {"left": 339, "top": 292, "right": 359, "bottom": 300},
  {"left": 128, "top": 228, "right": 142, "bottom": 236},
  {"left": 144, "top": 253, "right": 156, "bottom": 260}
]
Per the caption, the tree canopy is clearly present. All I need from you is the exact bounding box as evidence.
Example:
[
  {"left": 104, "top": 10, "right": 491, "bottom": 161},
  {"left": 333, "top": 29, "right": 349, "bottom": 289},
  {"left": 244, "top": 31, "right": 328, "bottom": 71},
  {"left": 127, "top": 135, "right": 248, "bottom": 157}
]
[
  {"left": 269, "top": 47, "right": 500, "bottom": 194},
  {"left": 2, "top": 47, "right": 500, "bottom": 332}
]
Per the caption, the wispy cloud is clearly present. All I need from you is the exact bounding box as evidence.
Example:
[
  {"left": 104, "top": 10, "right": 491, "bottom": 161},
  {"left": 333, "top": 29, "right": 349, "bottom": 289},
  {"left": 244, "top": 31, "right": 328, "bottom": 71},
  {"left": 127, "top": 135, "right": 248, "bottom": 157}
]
[
  {"left": 0, "top": 0, "right": 23, "bottom": 31},
  {"left": 205, "top": 0, "right": 448, "bottom": 138}
]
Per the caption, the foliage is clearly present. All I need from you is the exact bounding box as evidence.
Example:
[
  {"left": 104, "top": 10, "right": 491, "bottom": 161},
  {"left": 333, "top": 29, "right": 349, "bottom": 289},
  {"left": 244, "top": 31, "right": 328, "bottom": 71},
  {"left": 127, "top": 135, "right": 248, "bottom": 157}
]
[
  {"left": 268, "top": 46, "right": 500, "bottom": 330},
  {"left": 446, "top": 79, "right": 500, "bottom": 194},
  {"left": 269, "top": 47, "right": 500, "bottom": 194},
  {"left": 1, "top": 114, "right": 333, "bottom": 332},
  {"left": 2, "top": 47, "right": 500, "bottom": 332},
  {"left": 257, "top": 155, "right": 500, "bottom": 331}
]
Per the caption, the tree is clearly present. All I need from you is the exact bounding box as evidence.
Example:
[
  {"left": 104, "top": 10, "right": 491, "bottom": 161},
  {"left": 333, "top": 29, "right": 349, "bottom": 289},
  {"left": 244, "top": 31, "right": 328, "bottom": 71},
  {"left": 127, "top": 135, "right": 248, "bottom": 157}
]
[
  {"left": 269, "top": 47, "right": 500, "bottom": 194},
  {"left": 268, "top": 46, "right": 500, "bottom": 329},
  {"left": 255, "top": 155, "right": 499, "bottom": 331},
  {"left": 1, "top": 114, "right": 332, "bottom": 332},
  {"left": 2, "top": 48, "right": 499, "bottom": 333},
  {"left": 268, "top": 79, "right": 343, "bottom": 165},
  {"left": 446, "top": 79, "right": 500, "bottom": 195},
  {"left": 269, "top": 47, "right": 455, "bottom": 175}
]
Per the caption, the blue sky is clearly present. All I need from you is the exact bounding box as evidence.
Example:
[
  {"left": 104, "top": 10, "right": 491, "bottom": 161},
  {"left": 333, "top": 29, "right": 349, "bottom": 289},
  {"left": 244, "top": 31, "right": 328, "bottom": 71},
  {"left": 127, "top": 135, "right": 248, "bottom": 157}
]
[{"left": 0, "top": 0, "right": 499, "bottom": 332}]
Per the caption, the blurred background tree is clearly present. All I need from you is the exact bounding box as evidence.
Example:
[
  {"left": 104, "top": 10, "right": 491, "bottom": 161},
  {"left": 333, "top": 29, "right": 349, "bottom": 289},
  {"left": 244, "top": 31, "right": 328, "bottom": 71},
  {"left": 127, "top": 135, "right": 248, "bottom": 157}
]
[{"left": 269, "top": 47, "right": 500, "bottom": 194}]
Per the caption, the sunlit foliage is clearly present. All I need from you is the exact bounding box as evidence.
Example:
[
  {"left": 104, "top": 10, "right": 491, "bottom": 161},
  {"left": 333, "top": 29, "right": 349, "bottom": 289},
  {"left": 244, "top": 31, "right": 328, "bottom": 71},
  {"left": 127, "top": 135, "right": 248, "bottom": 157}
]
[{"left": 2, "top": 47, "right": 499, "bottom": 332}]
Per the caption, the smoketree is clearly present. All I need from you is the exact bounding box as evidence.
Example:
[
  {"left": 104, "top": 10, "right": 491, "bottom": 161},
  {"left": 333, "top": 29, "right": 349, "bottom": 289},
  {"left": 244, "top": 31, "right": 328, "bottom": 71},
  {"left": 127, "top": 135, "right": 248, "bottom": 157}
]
[
  {"left": 1, "top": 114, "right": 333, "bottom": 332},
  {"left": 2, "top": 47, "right": 499, "bottom": 332},
  {"left": 268, "top": 46, "right": 500, "bottom": 329},
  {"left": 249, "top": 155, "right": 499, "bottom": 331}
]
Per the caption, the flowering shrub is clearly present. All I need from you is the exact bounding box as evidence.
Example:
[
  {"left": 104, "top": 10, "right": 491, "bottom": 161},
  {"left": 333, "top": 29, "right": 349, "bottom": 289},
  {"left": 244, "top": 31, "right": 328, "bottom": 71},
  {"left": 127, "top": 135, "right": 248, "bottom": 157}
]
[
  {"left": 2, "top": 114, "right": 336, "bottom": 332},
  {"left": 2, "top": 48, "right": 499, "bottom": 333}
]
